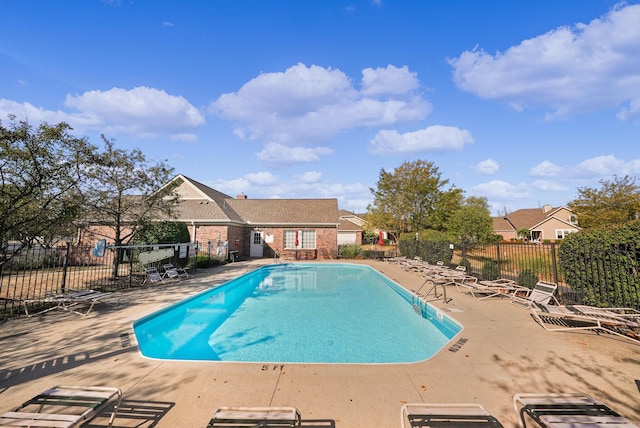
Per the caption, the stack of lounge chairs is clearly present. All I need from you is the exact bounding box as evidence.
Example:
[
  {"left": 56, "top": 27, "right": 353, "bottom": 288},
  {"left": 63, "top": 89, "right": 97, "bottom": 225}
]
[{"left": 23, "top": 289, "right": 122, "bottom": 316}]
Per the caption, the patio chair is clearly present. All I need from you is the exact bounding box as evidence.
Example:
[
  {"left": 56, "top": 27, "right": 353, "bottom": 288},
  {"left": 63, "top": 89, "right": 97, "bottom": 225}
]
[
  {"left": 513, "top": 392, "right": 638, "bottom": 427},
  {"left": 0, "top": 385, "right": 122, "bottom": 428},
  {"left": 401, "top": 403, "right": 504, "bottom": 427},
  {"left": 511, "top": 281, "right": 558, "bottom": 308},
  {"left": 23, "top": 289, "right": 122, "bottom": 316},
  {"left": 207, "top": 406, "right": 302, "bottom": 427},
  {"left": 461, "top": 278, "right": 530, "bottom": 301},
  {"left": 530, "top": 301, "right": 640, "bottom": 344},
  {"left": 143, "top": 267, "right": 164, "bottom": 285},
  {"left": 162, "top": 263, "right": 189, "bottom": 280}
]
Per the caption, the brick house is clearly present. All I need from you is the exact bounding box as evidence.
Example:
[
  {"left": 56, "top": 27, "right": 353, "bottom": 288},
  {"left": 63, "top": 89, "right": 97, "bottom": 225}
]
[
  {"left": 493, "top": 204, "right": 580, "bottom": 242},
  {"left": 166, "top": 174, "right": 339, "bottom": 260}
]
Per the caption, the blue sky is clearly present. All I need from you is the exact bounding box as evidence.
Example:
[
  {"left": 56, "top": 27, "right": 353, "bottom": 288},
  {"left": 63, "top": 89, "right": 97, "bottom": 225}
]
[{"left": 2, "top": 1, "right": 639, "bottom": 216}]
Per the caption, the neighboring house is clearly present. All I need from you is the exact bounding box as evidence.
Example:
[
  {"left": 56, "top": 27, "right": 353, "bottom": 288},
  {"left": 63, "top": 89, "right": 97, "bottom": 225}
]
[
  {"left": 84, "top": 174, "right": 340, "bottom": 260},
  {"left": 175, "top": 175, "right": 340, "bottom": 260},
  {"left": 337, "top": 210, "right": 364, "bottom": 245},
  {"left": 493, "top": 205, "right": 580, "bottom": 242}
]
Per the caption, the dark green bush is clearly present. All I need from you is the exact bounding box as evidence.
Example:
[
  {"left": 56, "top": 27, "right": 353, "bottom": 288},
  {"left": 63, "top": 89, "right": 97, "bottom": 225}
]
[
  {"left": 338, "top": 244, "right": 364, "bottom": 259},
  {"left": 398, "top": 232, "right": 453, "bottom": 263},
  {"left": 481, "top": 260, "right": 499, "bottom": 280},
  {"left": 518, "top": 269, "right": 538, "bottom": 288},
  {"left": 559, "top": 221, "right": 640, "bottom": 308}
]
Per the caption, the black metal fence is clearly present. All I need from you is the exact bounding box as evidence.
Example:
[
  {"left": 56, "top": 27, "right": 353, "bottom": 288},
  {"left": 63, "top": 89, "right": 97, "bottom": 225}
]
[
  {"left": 398, "top": 239, "right": 640, "bottom": 308},
  {"left": 0, "top": 242, "right": 208, "bottom": 320}
]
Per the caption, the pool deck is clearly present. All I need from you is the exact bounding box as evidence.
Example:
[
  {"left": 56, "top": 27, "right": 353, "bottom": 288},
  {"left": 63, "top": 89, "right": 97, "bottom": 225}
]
[{"left": 1, "top": 259, "right": 639, "bottom": 427}]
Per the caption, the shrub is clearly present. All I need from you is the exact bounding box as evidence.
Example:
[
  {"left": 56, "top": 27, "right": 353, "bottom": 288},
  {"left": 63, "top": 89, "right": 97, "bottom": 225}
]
[
  {"left": 518, "top": 269, "right": 538, "bottom": 289},
  {"left": 481, "top": 260, "right": 499, "bottom": 280},
  {"left": 338, "top": 244, "right": 364, "bottom": 259}
]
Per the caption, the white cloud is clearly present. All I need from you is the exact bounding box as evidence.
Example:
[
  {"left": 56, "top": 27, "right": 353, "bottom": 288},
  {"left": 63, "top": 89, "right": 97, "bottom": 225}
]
[
  {"left": 575, "top": 154, "right": 627, "bottom": 176},
  {"left": 210, "top": 62, "right": 431, "bottom": 145},
  {"left": 256, "top": 142, "right": 334, "bottom": 165},
  {"left": 369, "top": 125, "right": 473, "bottom": 155},
  {"left": 360, "top": 65, "right": 419, "bottom": 96},
  {"left": 530, "top": 160, "right": 564, "bottom": 177},
  {"left": 0, "top": 87, "right": 205, "bottom": 139},
  {"left": 475, "top": 158, "right": 499, "bottom": 175},
  {"left": 245, "top": 171, "right": 278, "bottom": 185},
  {"left": 296, "top": 171, "right": 323, "bottom": 183},
  {"left": 65, "top": 86, "right": 205, "bottom": 134},
  {"left": 448, "top": 4, "right": 640, "bottom": 120},
  {"left": 473, "top": 180, "right": 530, "bottom": 200}
]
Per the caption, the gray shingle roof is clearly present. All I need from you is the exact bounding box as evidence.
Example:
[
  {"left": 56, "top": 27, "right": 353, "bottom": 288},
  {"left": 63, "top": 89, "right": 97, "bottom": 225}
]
[{"left": 170, "top": 175, "right": 338, "bottom": 226}]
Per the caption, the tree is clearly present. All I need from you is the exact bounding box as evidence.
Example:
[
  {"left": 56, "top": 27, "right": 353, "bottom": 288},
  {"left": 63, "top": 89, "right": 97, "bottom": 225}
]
[
  {"left": 568, "top": 175, "right": 640, "bottom": 229},
  {"left": 133, "top": 221, "right": 190, "bottom": 245},
  {"left": 82, "top": 136, "right": 180, "bottom": 277},
  {"left": 367, "top": 159, "right": 461, "bottom": 235},
  {"left": 446, "top": 196, "right": 494, "bottom": 248},
  {"left": 0, "top": 117, "right": 96, "bottom": 252}
]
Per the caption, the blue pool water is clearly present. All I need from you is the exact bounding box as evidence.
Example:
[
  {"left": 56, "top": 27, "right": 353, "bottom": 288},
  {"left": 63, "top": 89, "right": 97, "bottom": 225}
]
[{"left": 133, "top": 263, "right": 461, "bottom": 363}]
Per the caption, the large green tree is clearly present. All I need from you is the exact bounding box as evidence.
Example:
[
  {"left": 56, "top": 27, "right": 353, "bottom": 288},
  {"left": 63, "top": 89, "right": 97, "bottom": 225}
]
[
  {"left": 367, "top": 159, "right": 462, "bottom": 236},
  {"left": 446, "top": 196, "right": 494, "bottom": 248},
  {"left": 0, "top": 117, "right": 96, "bottom": 251},
  {"left": 568, "top": 175, "right": 640, "bottom": 229},
  {"left": 82, "top": 136, "right": 180, "bottom": 277}
]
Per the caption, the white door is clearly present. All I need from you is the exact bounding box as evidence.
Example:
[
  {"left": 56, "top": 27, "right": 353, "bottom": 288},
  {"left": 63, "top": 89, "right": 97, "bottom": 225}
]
[{"left": 250, "top": 231, "right": 263, "bottom": 257}]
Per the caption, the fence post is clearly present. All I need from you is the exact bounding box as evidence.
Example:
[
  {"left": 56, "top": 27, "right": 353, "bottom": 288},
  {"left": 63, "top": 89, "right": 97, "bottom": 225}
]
[
  {"left": 550, "top": 242, "right": 559, "bottom": 285},
  {"left": 496, "top": 241, "right": 501, "bottom": 274},
  {"left": 61, "top": 243, "right": 70, "bottom": 293}
]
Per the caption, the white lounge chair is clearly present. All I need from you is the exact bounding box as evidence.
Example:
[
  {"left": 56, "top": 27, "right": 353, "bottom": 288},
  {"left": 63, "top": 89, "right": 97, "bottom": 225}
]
[
  {"left": 530, "top": 301, "right": 640, "bottom": 344},
  {"left": 401, "top": 403, "right": 504, "bottom": 427},
  {"left": 143, "top": 267, "right": 164, "bottom": 285},
  {"left": 511, "top": 281, "right": 558, "bottom": 308},
  {"left": 162, "top": 263, "right": 189, "bottom": 279},
  {"left": 207, "top": 406, "right": 302, "bottom": 427},
  {"left": 462, "top": 278, "right": 529, "bottom": 301},
  {"left": 0, "top": 385, "right": 122, "bottom": 428},
  {"left": 23, "top": 289, "right": 122, "bottom": 316},
  {"left": 513, "top": 392, "right": 638, "bottom": 427}
]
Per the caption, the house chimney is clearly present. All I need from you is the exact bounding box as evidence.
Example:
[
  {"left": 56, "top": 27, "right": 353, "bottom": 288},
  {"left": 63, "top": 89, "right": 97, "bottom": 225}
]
[
  {"left": 542, "top": 204, "right": 552, "bottom": 212},
  {"left": 236, "top": 194, "right": 247, "bottom": 200}
]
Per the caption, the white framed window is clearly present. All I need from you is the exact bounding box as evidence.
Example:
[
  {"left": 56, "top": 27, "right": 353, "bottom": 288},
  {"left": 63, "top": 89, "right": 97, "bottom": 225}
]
[
  {"left": 284, "top": 230, "right": 316, "bottom": 249},
  {"left": 556, "top": 229, "right": 576, "bottom": 239}
]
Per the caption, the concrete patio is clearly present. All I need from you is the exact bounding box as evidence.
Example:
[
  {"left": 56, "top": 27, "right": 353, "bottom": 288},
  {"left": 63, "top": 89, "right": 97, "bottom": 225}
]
[{"left": 1, "top": 259, "right": 638, "bottom": 427}]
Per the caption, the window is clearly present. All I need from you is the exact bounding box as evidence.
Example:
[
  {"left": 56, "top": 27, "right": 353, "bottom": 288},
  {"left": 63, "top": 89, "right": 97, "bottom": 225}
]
[
  {"left": 284, "top": 230, "right": 316, "bottom": 249},
  {"left": 556, "top": 229, "right": 576, "bottom": 239}
]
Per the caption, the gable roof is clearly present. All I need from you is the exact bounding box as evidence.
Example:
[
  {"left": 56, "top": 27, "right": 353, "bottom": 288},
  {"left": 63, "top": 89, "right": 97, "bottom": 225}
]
[
  {"left": 167, "top": 174, "right": 338, "bottom": 226},
  {"left": 494, "top": 205, "right": 579, "bottom": 232}
]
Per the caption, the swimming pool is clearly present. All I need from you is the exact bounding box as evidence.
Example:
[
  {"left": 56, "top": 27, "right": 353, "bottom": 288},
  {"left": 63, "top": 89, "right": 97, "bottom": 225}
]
[{"left": 133, "top": 263, "right": 461, "bottom": 363}]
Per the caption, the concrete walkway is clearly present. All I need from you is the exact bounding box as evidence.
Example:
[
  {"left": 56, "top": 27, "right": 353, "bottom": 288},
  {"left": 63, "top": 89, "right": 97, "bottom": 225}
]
[{"left": 1, "top": 259, "right": 638, "bottom": 427}]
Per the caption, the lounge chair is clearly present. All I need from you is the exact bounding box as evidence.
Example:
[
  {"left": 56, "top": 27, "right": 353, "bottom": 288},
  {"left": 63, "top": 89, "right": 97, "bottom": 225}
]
[
  {"left": 0, "top": 385, "right": 122, "bottom": 428},
  {"left": 461, "top": 278, "right": 530, "bottom": 301},
  {"left": 513, "top": 392, "right": 638, "bottom": 427},
  {"left": 530, "top": 301, "right": 640, "bottom": 344},
  {"left": 23, "top": 289, "right": 122, "bottom": 316},
  {"left": 401, "top": 403, "right": 504, "bottom": 427},
  {"left": 162, "top": 263, "right": 189, "bottom": 280},
  {"left": 143, "top": 267, "right": 164, "bottom": 285},
  {"left": 207, "top": 406, "right": 302, "bottom": 427},
  {"left": 511, "top": 281, "right": 558, "bottom": 308}
]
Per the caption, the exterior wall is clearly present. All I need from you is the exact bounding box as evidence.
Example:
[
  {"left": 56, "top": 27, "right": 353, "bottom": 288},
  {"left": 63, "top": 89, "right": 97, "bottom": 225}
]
[
  {"left": 534, "top": 218, "right": 579, "bottom": 242},
  {"left": 256, "top": 226, "right": 337, "bottom": 260}
]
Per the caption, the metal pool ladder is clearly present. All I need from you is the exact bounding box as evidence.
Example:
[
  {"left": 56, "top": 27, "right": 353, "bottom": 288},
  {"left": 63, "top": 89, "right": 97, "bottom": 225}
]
[{"left": 412, "top": 278, "right": 449, "bottom": 317}]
